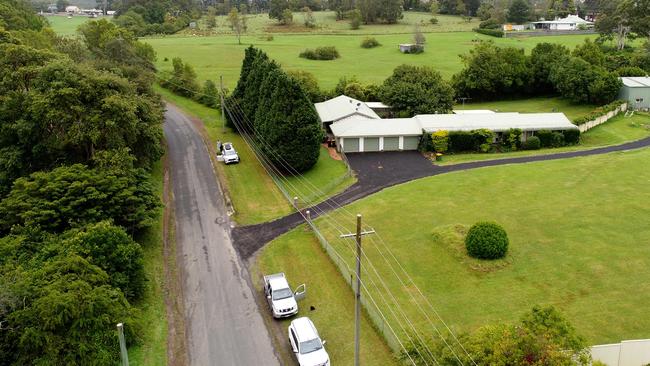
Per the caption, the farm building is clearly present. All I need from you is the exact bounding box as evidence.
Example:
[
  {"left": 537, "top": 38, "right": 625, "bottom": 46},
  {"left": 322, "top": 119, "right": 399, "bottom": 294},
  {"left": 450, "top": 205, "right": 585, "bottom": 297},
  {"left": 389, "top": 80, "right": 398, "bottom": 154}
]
[
  {"left": 619, "top": 77, "right": 650, "bottom": 110},
  {"left": 530, "top": 15, "right": 593, "bottom": 30},
  {"left": 318, "top": 96, "right": 578, "bottom": 153}
]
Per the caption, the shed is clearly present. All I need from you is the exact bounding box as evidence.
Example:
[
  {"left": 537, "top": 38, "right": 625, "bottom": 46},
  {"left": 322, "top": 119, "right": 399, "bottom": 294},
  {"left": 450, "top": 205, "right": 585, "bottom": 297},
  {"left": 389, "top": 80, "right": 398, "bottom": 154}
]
[
  {"left": 398, "top": 44, "right": 424, "bottom": 53},
  {"left": 619, "top": 77, "right": 650, "bottom": 110}
]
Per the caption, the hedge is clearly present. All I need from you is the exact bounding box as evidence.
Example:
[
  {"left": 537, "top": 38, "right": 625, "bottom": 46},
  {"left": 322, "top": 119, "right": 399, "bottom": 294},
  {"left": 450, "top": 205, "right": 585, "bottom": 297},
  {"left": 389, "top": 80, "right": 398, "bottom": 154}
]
[
  {"left": 522, "top": 136, "right": 541, "bottom": 150},
  {"left": 299, "top": 46, "right": 340, "bottom": 60},
  {"left": 573, "top": 100, "right": 627, "bottom": 125},
  {"left": 563, "top": 129, "right": 580, "bottom": 145},
  {"left": 473, "top": 28, "right": 504, "bottom": 38}
]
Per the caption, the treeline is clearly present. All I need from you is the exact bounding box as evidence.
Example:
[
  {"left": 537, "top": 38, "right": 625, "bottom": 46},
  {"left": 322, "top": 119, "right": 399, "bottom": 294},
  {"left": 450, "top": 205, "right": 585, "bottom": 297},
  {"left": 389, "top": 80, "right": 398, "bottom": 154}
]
[
  {"left": 227, "top": 47, "right": 323, "bottom": 172},
  {"left": 0, "top": 1, "right": 163, "bottom": 364},
  {"left": 452, "top": 39, "right": 649, "bottom": 104},
  {"left": 159, "top": 57, "right": 220, "bottom": 108}
]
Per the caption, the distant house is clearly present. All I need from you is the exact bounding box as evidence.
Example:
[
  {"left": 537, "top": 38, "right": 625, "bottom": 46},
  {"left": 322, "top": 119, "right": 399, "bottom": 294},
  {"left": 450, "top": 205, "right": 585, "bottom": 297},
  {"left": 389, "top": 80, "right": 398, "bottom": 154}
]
[
  {"left": 398, "top": 44, "right": 424, "bottom": 53},
  {"left": 530, "top": 15, "right": 593, "bottom": 31},
  {"left": 65, "top": 5, "right": 80, "bottom": 13},
  {"left": 619, "top": 77, "right": 650, "bottom": 110},
  {"left": 316, "top": 96, "right": 578, "bottom": 153},
  {"left": 503, "top": 24, "right": 527, "bottom": 31}
]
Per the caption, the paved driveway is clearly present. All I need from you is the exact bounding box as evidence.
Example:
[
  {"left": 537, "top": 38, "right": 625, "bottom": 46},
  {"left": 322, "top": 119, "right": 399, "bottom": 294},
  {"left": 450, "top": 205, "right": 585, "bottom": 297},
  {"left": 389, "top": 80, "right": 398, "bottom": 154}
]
[{"left": 345, "top": 151, "right": 436, "bottom": 188}]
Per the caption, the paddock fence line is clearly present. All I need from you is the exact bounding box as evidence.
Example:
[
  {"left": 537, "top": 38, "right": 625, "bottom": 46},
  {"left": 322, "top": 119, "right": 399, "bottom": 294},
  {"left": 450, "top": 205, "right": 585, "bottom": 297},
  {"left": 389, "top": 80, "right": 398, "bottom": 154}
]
[
  {"left": 578, "top": 103, "right": 628, "bottom": 133},
  {"left": 591, "top": 339, "right": 650, "bottom": 366}
]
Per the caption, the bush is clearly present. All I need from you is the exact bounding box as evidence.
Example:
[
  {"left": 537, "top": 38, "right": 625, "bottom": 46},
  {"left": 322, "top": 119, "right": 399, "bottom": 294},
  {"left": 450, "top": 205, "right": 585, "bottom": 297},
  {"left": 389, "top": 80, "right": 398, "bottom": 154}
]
[
  {"left": 431, "top": 130, "right": 449, "bottom": 153},
  {"left": 615, "top": 66, "right": 647, "bottom": 77},
  {"left": 551, "top": 131, "right": 565, "bottom": 147},
  {"left": 473, "top": 28, "right": 504, "bottom": 37},
  {"left": 465, "top": 222, "right": 509, "bottom": 260},
  {"left": 563, "top": 129, "right": 580, "bottom": 145},
  {"left": 361, "top": 37, "right": 381, "bottom": 48},
  {"left": 299, "top": 46, "right": 340, "bottom": 60},
  {"left": 536, "top": 130, "right": 554, "bottom": 148},
  {"left": 418, "top": 130, "right": 433, "bottom": 152},
  {"left": 503, "top": 128, "right": 522, "bottom": 151},
  {"left": 403, "top": 44, "right": 424, "bottom": 54},
  {"left": 472, "top": 128, "right": 495, "bottom": 153},
  {"left": 349, "top": 9, "right": 362, "bottom": 29},
  {"left": 449, "top": 131, "right": 476, "bottom": 152},
  {"left": 479, "top": 19, "right": 501, "bottom": 29},
  {"left": 430, "top": 17, "right": 438, "bottom": 25},
  {"left": 522, "top": 136, "right": 541, "bottom": 150}
]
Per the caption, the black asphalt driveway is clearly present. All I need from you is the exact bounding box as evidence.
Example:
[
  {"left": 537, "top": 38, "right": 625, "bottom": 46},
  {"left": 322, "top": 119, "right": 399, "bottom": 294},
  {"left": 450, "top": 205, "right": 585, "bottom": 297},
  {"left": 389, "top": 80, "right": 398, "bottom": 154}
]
[{"left": 234, "top": 137, "right": 650, "bottom": 260}]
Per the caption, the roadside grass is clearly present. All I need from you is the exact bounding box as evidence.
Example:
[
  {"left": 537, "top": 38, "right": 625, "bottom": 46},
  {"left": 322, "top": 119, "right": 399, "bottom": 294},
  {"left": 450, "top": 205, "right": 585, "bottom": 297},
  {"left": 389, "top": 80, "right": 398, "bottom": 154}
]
[
  {"left": 454, "top": 96, "right": 597, "bottom": 121},
  {"left": 306, "top": 147, "right": 650, "bottom": 345},
  {"left": 254, "top": 226, "right": 399, "bottom": 365},
  {"left": 191, "top": 11, "right": 480, "bottom": 36},
  {"left": 439, "top": 112, "right": 650, "bottom": 164},
  {"left": 155, "top": 86, "right": 354, "bottom": 224},
  {"left": 44, "top": 14, "right": 94, "bottom": 36},
  {"left": 129, "top": 160, "right": 167, "bottom": 365},
  {"left": 145, "top": 32, "right": 599, "bottom": 90}
]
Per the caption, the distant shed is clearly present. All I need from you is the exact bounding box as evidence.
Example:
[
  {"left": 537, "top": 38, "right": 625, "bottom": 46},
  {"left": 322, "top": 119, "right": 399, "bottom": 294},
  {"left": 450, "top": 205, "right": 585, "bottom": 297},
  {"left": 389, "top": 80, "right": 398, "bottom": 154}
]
[{"left": 619, "top": 77, "right": 650, "bottom": 110}]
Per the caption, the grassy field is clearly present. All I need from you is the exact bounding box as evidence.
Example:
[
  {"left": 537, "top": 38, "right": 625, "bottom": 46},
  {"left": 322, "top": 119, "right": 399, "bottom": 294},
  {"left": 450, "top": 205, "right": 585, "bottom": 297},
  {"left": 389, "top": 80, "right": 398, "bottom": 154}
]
[
  {"left": 440, "top": 112, "right": 650, "bottom": 164},
  {"left": 292, "top": 147, "right": 650, "bottom": 346},
  {"left": 455, "top": 96, "right": 597, "bottom": 121},
  {"left": 254, "top": 227, "right": 399, "bottom": 365},
  {"left": 129, "top": 160, "right": 167, "bottom": 365},
  {"left": 43, "top": 14, "right": 98, "bottom": 36},
  {"left": 155, "top": 86, "right": 354, "bottom": 225},
  {"left": 146, "top": 32, "right": 599, "bottom": 90}
]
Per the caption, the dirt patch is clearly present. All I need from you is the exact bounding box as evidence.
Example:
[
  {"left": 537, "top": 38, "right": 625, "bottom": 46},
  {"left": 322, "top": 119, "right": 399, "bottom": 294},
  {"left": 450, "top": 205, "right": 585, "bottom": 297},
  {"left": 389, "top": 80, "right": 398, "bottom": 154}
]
[
  {"left": 162, "top": 151, "right": 190, "bottom": 366},
  {"left": 323, "top": 143, "right": 342, "bottom": 161}
]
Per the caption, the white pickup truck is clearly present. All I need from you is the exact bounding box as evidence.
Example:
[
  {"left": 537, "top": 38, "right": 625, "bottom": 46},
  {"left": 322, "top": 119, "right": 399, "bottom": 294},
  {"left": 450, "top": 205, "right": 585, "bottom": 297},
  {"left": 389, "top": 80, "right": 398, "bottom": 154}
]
[{"left": 263, "top": 273, "right": 306, "bottom": 318}]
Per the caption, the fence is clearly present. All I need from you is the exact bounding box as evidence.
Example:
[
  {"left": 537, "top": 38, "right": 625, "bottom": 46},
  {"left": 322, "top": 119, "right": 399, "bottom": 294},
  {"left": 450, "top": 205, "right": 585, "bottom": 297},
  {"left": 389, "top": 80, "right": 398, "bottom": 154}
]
[
  {"left": 578, "top": 103, "right": 628, "bottom": 133},
  {"left": 591, "top": 339, "right": 650, "bottom": 366}
]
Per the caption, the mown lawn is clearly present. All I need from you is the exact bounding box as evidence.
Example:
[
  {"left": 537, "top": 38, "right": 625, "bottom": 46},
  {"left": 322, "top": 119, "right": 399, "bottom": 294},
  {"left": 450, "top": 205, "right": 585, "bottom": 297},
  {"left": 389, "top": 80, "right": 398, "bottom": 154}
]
[
  {"left": 145, "top": 31, "right": 599, "bottom": 90},
  {"left": 155, "top": 86, "right": 354, "bottom": 224},
  {"left": 129, "top": 160, "right": 167, "bottom": 365},
  {"left": 440, "top": 112, "right": 650, "bottom": 164},
  {"left": 293, "top": 148, "right": 650, "bottom": 345},
  {"left": 454, "top": 96, "right": 597, "bottom": 121},
  {"left": 44, "top": 14, "right": 96, "bottom": 36},
  {"left": 254, "top": 227, "right": 399, "bottom": 365}
]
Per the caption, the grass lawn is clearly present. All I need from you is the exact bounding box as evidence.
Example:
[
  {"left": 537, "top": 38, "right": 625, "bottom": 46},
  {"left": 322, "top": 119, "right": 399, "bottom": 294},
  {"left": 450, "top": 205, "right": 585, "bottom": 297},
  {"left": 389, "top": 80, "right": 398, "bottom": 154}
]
[
  {"left": 155, "top": 86, "right": 354, "bottom": 224},
  {"left": 254, "top": 227, "right": 399, "bottom": 365},
  {"left": 145, "top": 31, "right": 599, "bottom": 90},
  {"left": 44, "top": 14, "right": 97, "bottom": 36},
  {"left": 129, "top": 160, "right": 167, "bottom": 365},
  {"left": 440, "top": 112, "right": 650, "bottom": 165},
  {"left": 292, "top": 147, "right": 650, "bottom": 346}
]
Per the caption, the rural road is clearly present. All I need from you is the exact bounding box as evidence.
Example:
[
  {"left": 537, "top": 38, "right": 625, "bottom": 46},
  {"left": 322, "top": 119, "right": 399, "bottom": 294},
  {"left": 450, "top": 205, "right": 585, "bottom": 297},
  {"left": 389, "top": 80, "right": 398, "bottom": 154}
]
[{"left": 164, "top": 103, "right": 280, "bottom": 366}]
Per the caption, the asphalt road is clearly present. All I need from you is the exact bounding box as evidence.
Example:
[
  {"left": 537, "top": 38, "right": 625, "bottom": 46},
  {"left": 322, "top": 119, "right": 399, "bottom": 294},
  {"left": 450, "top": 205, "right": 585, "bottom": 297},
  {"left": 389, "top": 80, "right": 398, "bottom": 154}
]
[{"left": 164, "top": 103, "right": 280, "bottom": 366}]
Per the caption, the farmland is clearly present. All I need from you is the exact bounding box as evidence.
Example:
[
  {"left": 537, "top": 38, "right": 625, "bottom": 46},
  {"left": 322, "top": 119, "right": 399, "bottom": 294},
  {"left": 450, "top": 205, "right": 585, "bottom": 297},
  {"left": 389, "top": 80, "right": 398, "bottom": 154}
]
[{"left": 261, "top": 147, "right": 650, "bottom": 351}]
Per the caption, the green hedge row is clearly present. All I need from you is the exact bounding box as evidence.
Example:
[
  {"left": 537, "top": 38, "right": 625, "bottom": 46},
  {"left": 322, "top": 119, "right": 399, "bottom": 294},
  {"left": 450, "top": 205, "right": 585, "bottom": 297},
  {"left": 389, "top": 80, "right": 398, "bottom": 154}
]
[
  {"left": 573, "top": 100, "right": 627, "bottom": 125},
  {"left": 473, "top": 28, "right": 504, "bottom": 38}
]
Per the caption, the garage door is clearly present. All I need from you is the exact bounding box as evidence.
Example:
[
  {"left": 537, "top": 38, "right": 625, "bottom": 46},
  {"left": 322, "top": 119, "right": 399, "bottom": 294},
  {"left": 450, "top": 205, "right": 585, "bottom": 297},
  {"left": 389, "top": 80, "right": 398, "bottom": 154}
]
[
  {"left": 343, "top": 138, "right": 359, "bottom": 153},
  {"left": 364, "top": 138, "right": 380, "bottom": 152},
  {"left": 403, "top": 136, "right": 420, "bottom": 150},
  {"left": 383, "top": 137, "right": 399, "bottom": 151}
]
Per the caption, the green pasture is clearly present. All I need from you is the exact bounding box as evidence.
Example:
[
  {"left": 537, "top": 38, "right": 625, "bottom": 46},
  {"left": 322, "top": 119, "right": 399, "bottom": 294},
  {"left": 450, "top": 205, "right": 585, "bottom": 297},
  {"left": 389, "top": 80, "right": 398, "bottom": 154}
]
[
  {"left": 146, "top": 31, "right": 598, "bottom": 90},
  {"left": 299, "top": 147, "right": 650, "bottom": 345},
  {"left": 455, "top": 96, "right": 598, "bottom": 121},
  {"left": 44, "top": 14, "right": 96, "bottom": 36}
]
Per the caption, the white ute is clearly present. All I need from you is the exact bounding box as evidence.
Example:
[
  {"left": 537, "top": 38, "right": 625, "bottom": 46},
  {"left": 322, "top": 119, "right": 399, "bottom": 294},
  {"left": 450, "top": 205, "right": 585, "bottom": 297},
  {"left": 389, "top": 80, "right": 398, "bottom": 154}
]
[
  {"left": 263, "top": 273, "right": 306, "bottom": 318},
  {"left": 288, "top": 317, "right": 330, "bottom": 366}
]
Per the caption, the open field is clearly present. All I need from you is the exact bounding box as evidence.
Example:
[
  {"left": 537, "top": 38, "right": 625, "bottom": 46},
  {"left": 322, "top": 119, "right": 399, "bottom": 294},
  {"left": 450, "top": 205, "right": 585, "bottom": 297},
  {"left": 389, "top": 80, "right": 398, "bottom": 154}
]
[
  {"left": 455, "top": 96, "right": 597, "bottom": 121},
  {"left": 146, "top": 32, "right": 599, "bottom": 90},
  {"left": 440, "top": 112, "right": 650, "bottom": 164},
  {"left": 129, "top": 160, "right": 167, "bottom": 365},
  {"left": 253, "top": 227, "right": 399, "bottom": 365},
  {"left": 291, "top": 148, "right": 650, "bottom": 345},
  {"left": 43, "top": 14, "right": 99, "bottom": 36},
  {"left": 155, "top": 86, "right": 354, "bottom": 225}
]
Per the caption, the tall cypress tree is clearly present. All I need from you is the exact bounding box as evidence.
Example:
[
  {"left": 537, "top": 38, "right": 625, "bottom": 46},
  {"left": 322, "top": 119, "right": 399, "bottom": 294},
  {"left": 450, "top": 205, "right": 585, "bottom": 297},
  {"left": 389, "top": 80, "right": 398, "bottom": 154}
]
[
  {"left": 253, "top": 69, "right": 282, "bottom": 133},
  {"left": 241, "top": 55, "right": 277, "bottom": 130},
  {"left": 256, "top": 71, "right": 322, "bottom": 173},
  {"left": 232, "top": 46, "right": 259, "bottom": 101}
]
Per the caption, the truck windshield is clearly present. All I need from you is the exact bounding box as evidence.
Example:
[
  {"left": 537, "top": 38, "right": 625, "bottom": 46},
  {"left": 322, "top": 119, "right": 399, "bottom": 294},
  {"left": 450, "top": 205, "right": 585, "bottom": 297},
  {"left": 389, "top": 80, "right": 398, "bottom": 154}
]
[
  {"left": 299, "top": 338, "right": 323, "bottom": 354},
  {"left": 272, "top": 288, "right": 293, "bottom": 300}
]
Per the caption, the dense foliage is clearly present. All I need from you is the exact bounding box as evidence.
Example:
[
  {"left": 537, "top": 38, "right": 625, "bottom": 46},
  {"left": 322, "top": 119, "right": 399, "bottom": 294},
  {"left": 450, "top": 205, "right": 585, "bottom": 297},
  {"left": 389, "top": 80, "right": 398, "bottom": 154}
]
[
  {"left": 228, "top": 47, "right": 322, "bottom": 173},
  {"left": 299, "top": 46, "right": 340, "bottom": 60},
  {"left": 448, "top": 129, "right": 495, "bottom": 153},
  {"left": 465, "top": 222, "right": 509, "bottom": 259},
  {"left": 111, "top": 0, "right": 197, "bottom": 36},
  {"left": 380, "top": 64, "right": 454, "bottom": 116},
  {"left": 0, "top": 3, "right": 163, "bottom": 364},
  {"left": 522, "top": 135, "right": 541, "bottom": 150}
]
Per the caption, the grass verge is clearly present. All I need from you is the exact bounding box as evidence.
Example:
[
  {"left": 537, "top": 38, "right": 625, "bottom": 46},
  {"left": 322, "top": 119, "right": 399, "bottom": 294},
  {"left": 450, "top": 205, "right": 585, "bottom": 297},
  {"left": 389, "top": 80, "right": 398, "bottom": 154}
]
[
  {"left": 129, "top": 160, "right": 167, "bottom": 365},
  {"left": 253, "top": 226, "right": 399, "bottom": 365},
  {"left": 310, "top": 147, "right": 650, "bottom": 344}
]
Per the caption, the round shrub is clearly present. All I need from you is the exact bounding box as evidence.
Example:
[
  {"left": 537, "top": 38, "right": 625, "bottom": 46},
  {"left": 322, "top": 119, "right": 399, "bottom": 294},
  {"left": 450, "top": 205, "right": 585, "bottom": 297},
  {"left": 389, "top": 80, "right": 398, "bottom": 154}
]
[
  {"left": 522, "top": 136, "right": 541, "bottom": 150},
  {"left": 465, "top": 222, "right": 509, "bottom": 259},
  {"left": 361, "top": 37, "right": 381, "bottom": 48},
  {"left": 563, "top": 129, "right": 580, "bottom": 145}
]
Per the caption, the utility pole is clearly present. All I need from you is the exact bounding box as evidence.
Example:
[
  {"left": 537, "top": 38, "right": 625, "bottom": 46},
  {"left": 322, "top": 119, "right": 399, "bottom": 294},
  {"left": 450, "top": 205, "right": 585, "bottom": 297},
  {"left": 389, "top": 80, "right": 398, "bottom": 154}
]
[
  {"left": 219, "top": 75, "right": 225, "bottom": 135},
  {"left": 117, "top": 323, "right": 129, "bottom": 366},
  {"left": 340, "top": 214, "right": 375, "bottom": 366}
]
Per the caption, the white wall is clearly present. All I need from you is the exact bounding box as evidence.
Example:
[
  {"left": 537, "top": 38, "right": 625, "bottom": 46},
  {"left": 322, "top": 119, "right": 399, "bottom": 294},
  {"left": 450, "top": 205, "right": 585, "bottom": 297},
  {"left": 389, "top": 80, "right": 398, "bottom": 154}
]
[{"left": 591, "top": 339, "right": 650, "bottom": 366}]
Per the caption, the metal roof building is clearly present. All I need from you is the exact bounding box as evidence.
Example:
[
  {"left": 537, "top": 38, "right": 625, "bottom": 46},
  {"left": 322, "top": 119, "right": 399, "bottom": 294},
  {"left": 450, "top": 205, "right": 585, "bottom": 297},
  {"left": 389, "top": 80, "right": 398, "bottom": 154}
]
[
  {"left": 314, "top": 95, "right": 380, "bottom": 129},
  {"left": 619, "top": 77, "right": 650, "bottom": 110}
]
